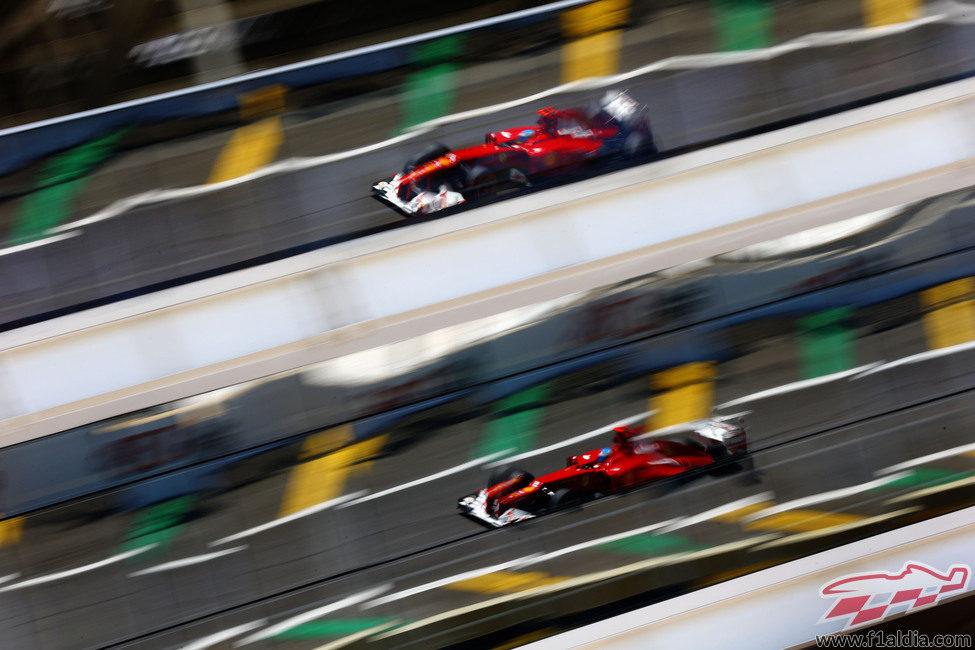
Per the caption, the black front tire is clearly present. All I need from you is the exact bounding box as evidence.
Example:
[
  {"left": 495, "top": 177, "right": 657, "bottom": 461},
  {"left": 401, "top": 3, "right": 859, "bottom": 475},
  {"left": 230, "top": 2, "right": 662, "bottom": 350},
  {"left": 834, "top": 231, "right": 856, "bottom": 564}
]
[
  {"left": 548, "top": 487, "right": 579, "bottom": 511},
  {"left": 464, "top": 164, "right": 498, "bottom": 201},
  {"left": 402, "top": 143, "right": 451, "bottom": 174},
  {"left": 488, "top": 465, "right": 534, "bottom": 489}
]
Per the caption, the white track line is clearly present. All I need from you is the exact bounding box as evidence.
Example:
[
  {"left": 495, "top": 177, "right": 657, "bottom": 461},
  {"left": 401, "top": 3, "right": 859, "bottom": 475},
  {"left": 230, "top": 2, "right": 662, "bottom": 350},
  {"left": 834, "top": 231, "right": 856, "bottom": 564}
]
[
  {"left": 659, "top": 493, "right": 775, "bottom": 534},
  {"left": 854, "top": 340, "right": 975, "bottom": 377},
  {"left": 181, "top": 620, "right": 266, "bottom": 650},
  {"left": 7, "top": 5, "right": 943, "bottom": 141},
  {"left": 0, "top": 231, "right": 79, "bottom": 257},
  {"left": 0, "top": 545, "right": 156, "bottom": 592},
  {"left": 359, "top": 495, "right": 783, "bottom": 612},
  {"left": 129, "top": 545, "right": 247, "bottom": 576},
  {"left": 527, "top": 497, "right": 769, "bottom": 564},
  {"left": 715, "top": 363, "right": 882, "bottom": 410},
  {"left": 311, "top": 620, "right": 401, "bottom": 650},
  {"left": 236, "top": 586, "right": 391, "bottom": 645},
  {"left": 33, "top": 11, "right": 959, "bottom": 240},
  {"left": 533, "top": 519, "right": 677, "bottom": 564},
  {"left": 878, "top": 442, "right": 975, "bottom": 476},
  {"left": 338, "top": 450, "right": 512, "bottom": 508},
  {"left": 373, "top": 536, "right": 776, "bottom": 642},
  {"left": 484, "top": 411, "right": 653, "bottom": 469},
  {"left": 740, "top": 475, "right": 908, "bottom": 523},
  {"left": 886, "top": 476, "right": 975, "bottom": 504},
  {"left": 209, "top": 491, "right": 365, "bottom": 547},
  {"left": 362, "top": 556, "right": 540, "bottom": 609},
  {"left": 362, "top": 516, "right": 715, "bottom": 610}
]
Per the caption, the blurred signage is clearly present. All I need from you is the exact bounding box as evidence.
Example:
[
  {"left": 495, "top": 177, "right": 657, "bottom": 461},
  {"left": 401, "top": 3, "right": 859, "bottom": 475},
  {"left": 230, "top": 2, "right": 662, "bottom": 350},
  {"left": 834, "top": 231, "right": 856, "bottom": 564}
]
[
  {"left": 47, "top": 0, "right": 112, "bottom": 19},
  {"left": 129, "top": 19, "right": 256, "bottom": 68},
  {"left": 819, "top": 561, "right": 971, "bottom": 630}
]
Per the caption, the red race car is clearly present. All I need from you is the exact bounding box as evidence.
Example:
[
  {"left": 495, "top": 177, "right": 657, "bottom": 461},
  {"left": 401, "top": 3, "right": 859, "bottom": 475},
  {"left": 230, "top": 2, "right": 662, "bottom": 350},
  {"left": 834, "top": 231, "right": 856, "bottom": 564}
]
[
  {"left": 373, "top": 90, "right": 655, "bottom": 216},
  {"left": 458, "top": 417, "right": 748, "bottom": 527}
]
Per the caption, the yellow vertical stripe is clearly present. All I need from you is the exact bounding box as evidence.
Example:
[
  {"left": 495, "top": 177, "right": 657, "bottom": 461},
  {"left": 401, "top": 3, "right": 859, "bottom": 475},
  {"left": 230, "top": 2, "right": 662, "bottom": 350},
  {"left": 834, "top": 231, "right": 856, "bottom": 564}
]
[
  {"left": 445, "top": 570, "right": 568, "bottom": 594},
  {"left": 298, "top": 426, "right": 351, "bottom": 459},
  {"left": 561, "top": 0, "right": 629, "bottom": 83},
  {"left": 0, "top": 517, "right": 24, "bottom": 547},
  {"left": 648, "top": 361, "right": 716, "bottom": 430},
  {"left": 562, "top": 0, "right": 630, "bottom": 37},
  {"left": 278, "top": 426, "right": 387, "bottom": 518},
  {"left": 921, "top": 278, "right": 975, "bottom": 349},
  {"left": 208, "top": 116, "right": 284, "bottom": 184},
  {"left": 562, "top": 31, "right": 624, "bottom": 83},
  {"left": 863, "top": 0, "right": 922, "bottom": 27},
  {"left": 237, "top": 84, "right": 287, "bottom": 122},
  {"left": 208, "top": 84, "right": 287, "bottom": 184}
]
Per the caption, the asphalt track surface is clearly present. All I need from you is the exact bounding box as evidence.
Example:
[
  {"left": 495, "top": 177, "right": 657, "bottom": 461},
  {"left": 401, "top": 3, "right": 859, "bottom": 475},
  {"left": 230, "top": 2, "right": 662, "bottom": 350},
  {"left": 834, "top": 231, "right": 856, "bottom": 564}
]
[{"left": 3, "top": 288, "right": 974, "bottom": 649}]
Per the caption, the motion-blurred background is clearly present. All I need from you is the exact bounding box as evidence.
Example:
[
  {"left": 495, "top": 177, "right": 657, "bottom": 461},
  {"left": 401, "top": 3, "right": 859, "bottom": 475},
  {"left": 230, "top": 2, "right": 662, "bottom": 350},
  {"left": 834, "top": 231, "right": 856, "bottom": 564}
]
[
  {"left": 1, "top": 1, "right": 974, "bottom": 648},
  {"left": 0, "top": 0, "right": 886, "bottom": 123}
]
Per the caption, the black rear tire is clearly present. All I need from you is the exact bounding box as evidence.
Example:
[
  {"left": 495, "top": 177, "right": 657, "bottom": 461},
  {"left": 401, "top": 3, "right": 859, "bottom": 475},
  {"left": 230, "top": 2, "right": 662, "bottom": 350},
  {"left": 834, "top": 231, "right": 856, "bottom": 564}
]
[
  {"left": 623, "top": 131, "right": 657, "bottom": 157},
  {"left": 403, "top": 143, "right": 450, "bottom": 174}
]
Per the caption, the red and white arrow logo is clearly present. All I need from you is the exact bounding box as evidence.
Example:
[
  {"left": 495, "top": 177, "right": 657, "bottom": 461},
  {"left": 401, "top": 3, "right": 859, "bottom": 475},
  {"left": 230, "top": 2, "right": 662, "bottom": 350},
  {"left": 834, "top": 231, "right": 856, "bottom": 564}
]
[{"left": 819, "top": 561, "right": 970, "bottom": 629}]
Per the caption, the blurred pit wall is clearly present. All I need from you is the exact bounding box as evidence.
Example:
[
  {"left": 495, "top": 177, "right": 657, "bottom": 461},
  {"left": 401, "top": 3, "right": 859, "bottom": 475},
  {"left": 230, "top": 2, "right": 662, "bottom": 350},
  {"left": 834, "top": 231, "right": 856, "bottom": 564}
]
[
  {"left": 0, "top": 184, "right": 973, "bottom": 516},
  {"left": 0, "top": 0, "right": 908, "bottom": 131}
]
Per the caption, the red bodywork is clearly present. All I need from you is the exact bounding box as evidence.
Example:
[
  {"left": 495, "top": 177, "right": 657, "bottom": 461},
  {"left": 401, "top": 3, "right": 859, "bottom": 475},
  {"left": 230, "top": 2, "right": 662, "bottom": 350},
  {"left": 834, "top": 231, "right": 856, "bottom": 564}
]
[
  {"left": 489, "top": 427, "right": 713, "bottom": 517},
  {"left": 374, "top": 91, "right": 655, "bottom": 215},
  {"left": 459, "top": 418, "right": 747, "bottom": 526},
  {"left": 399, "top": 108, "right": 618, "bottom": 196}
]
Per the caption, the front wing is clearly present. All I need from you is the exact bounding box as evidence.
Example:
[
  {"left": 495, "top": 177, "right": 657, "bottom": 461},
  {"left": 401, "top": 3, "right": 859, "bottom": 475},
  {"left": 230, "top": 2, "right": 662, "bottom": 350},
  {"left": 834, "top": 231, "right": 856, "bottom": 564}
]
[
  {"left": 372, "top": 177, "right": 416, "bottom": 215},
  {"left": 373, "top": 176, "right": 466, "bottom": 216},
  {"left": 458, "top": 489, "right": 536, "bottom": 527}
]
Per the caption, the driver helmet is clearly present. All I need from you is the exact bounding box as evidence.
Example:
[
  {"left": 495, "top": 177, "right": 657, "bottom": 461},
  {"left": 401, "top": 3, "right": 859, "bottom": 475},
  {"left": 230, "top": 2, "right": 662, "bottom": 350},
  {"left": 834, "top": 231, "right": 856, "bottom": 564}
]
[
  {"left": 596, "top": 447, "right": 612, "bottom": 463},
  {"left": 516, "top": 128, "right": 536, "bottom": 144}
]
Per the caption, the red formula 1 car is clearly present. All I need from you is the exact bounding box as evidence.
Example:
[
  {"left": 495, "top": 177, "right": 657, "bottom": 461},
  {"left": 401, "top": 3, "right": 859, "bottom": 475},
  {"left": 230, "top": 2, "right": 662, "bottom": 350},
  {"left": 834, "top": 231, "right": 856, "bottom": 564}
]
[
  {"left": 458, "top": 417, "right": 748, "bottom": 527},
  {"left": 373, "top": 90, "right": 655, "bottom": 216}
]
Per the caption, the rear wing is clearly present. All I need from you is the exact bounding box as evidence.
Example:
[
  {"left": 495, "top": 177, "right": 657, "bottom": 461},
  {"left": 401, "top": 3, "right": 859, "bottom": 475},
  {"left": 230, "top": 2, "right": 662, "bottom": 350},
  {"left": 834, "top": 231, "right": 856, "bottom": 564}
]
[
  {"left": 600, "top": 90, "right": 639, "bottom": 123},
  {"left": 633, "top": 413, "right": 750, "bottom": 456}
]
